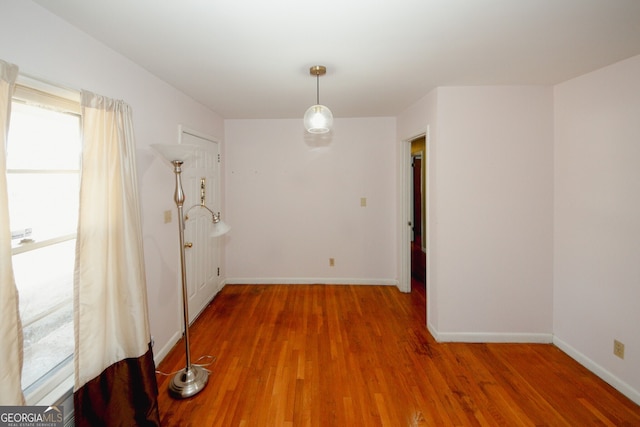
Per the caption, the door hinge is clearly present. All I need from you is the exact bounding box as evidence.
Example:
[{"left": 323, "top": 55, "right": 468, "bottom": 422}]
[
  {"left": 217, "top": 154, "right": 221, "bottom": 163},
  {"left": 217, "top": 267, "right": 220, "bottom": 276}
]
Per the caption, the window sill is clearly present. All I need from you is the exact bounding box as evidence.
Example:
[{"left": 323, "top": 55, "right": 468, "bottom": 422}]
[
  {"left": 26, "top": 365, "right": 75, "bottom": 426},
  {"left": 25, "top": 361, "right": 73, "bottom": 406}
]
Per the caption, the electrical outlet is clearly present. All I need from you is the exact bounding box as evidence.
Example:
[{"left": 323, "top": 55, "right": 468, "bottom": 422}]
[
  {"left": 329, "top": 258, "right": 335, "bottom": 267},
  {"left": 360, "top": 197, "right": 367, "bottom": 207},
  {"left": 613, "top": 339, "right": 625, "bottom": 359},
  {"left": 163, "top": 210, "right": 172, "bottom": 223}
]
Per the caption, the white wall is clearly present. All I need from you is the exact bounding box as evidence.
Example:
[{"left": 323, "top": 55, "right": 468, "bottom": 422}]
[
  {"left": 406, "top": 86, "right": 555, "bottom": 341},
  {"left": 554, "top": 55, "right": 640, "bottom": 403},
  {"left": 224, "top": 118, "right": 397, "bottom": 285},
  {"left": 0, "top": 1, "right": 225, "bottom": 362},
  {"left": 436, "top": 87, "right": 554, "bottom": 340}
]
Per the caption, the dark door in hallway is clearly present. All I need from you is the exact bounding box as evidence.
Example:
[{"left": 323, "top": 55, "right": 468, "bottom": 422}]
[{"left": 411, "top": 156, "right": 426, "bottom": 283}]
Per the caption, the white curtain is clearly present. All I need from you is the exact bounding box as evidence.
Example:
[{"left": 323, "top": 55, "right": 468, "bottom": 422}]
[
  {"left": 0, "top": 60, "right": 25, "bottom": 405},
  {"left": 74, "top": 91, "right": 151, "bottom": 390}
]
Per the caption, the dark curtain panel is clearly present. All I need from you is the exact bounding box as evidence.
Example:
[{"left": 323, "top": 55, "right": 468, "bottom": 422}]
[{"left": 74, "top": 344, "right": 160, "bottom": 427}]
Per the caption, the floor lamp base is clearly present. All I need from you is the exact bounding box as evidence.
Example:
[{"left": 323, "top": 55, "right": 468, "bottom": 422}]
[{"left": 168, "top": 365, "right": 209, "bottom": 399}]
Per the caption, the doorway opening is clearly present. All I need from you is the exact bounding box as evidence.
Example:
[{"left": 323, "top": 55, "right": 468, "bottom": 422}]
[
  {"left": 410, "top": 137, "right": 426, "bottom": 285},
  {"left": 399, "top": 130, "right": 430, "bottom": 326},
  {"left": 399, "top": 129, "right": 429, "bottom": 297},
  {"left": 410, "top": 136, "right": 426, "bottom": 287}
]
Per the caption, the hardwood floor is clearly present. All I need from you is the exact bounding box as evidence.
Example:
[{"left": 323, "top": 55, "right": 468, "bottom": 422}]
[{"left": 156, "top": 283, "right": 640, "bottom": 426}]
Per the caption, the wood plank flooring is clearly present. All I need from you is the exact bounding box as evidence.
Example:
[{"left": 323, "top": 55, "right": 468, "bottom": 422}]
[{"left": 156, "top": 283, "right": 640, "bottom": 426}]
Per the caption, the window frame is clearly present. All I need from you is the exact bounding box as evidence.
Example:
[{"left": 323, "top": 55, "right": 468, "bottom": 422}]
[{"left": 8, "top": 75, "right": 81, "bottom": 406}]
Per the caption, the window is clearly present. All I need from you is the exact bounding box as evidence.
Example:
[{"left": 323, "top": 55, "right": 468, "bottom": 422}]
[{"left": 7, "top": 78, "right": 81, "bottom": 402}]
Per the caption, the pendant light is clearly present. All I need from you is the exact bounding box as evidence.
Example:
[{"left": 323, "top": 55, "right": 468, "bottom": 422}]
[{"left": 303, "top": 65, "right": 333, "bottom": 134}]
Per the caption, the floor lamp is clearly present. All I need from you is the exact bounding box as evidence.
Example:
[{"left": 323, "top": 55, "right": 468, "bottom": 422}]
[{"left": 152, "top": 143, "right": 230, "bottom": 399}]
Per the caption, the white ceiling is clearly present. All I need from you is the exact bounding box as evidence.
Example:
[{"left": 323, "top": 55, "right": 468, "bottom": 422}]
[{"left": 33, "top": 0, "right": 640, "bottom": 120}]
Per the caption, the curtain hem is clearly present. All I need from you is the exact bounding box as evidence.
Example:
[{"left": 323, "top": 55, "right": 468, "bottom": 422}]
[{"left": 73, "top": 343, "right": 160, "bottom": 427}]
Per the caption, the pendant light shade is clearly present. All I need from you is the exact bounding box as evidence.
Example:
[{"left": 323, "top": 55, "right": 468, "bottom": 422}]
[
  {"left": 304, "top": 104, "right": 333, "bottom": 134},
  {"left": 304, "top": 65, "right": 333, "bottom": 134}
]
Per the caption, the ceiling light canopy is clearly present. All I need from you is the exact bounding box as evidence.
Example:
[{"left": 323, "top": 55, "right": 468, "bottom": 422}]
[{"left": 303, "top": 65, "right": 333, "bottom": 134}]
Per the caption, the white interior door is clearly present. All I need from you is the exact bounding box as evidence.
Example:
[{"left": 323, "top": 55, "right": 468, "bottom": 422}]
[{"left": 180, "top": 127, "right": 222, "bottom": 323}]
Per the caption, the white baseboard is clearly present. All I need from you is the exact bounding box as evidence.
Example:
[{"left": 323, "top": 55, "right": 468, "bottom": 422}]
[
  {"left": 426, "top": 324, "right": 640, "bottom": 406},
  {"left": 224, "top": 277, "right": 399, "bottom": 286},
  {"left": 431, "top": 330, "right": 553, "bottom": 343},
  {"left": 153, "top": 330, "right": 182, "bottom": 366},
  {"left": 427, "top": 321, "right": 438, "bottom": 341},
  {"left": 553, "top": 336, "right": 640, "bottom": 406}
]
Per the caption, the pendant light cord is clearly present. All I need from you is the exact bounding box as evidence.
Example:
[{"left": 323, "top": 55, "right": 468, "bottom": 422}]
[{"left": 316, "top": 74, "right": 320, "bottom": 105}]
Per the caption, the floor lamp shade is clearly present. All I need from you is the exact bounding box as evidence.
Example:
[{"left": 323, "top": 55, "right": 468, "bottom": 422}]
[
  {"left": 151, "top": 143, "right": 198, "bottom": 164},
  {"left": 211, "top": 219, "right": 231, "bottom": 237}
]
